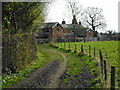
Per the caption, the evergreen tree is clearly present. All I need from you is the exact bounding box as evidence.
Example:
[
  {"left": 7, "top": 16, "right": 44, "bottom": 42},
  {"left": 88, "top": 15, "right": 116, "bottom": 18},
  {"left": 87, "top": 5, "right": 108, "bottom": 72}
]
[{"left": 72, "top": 15, "right": 78, "bottom": 24}]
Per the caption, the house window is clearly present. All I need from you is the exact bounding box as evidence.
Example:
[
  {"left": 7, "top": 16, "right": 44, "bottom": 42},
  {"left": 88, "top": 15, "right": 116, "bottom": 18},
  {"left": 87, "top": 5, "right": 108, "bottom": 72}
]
[{"left": 56, "top": 28, "right": 60, "bottom": 33}]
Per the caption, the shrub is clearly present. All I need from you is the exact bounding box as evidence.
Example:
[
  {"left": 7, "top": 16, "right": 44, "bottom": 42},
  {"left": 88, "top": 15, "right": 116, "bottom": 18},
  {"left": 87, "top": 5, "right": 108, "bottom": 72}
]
[{"left": 2, "top": 33, "right": 37, "bottom": 73}]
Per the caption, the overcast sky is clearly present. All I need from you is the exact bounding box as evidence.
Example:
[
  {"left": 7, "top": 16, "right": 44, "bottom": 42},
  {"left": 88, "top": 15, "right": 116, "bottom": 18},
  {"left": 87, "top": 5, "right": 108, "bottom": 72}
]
[{"left": 46, "top": 0, "right": 119, "bottom": 33}]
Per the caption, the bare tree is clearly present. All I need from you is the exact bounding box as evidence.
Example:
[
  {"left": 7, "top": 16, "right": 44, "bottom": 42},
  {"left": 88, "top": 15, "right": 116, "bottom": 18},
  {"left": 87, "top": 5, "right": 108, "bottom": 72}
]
[
  {"left": 81, "top": 7, "right": 107, "bottom": 31},
  {"left": 105, "top": 30, "right": 115, "bottom": 35},
  {"left": 65, "top": 0, "right": 82, "bottom": 22}
]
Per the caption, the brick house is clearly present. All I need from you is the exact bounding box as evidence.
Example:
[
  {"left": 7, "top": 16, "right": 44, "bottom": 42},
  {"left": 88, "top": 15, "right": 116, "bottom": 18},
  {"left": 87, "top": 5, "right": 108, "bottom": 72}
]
[
  {"left": 36, "top": 20, "right": 97, "bottom": 43},
  {"left": 61, "top": 20, "right": 95, "bottom": 42},
  {"left": 36, "top": 22, "right": 64, "bottom": 43}
]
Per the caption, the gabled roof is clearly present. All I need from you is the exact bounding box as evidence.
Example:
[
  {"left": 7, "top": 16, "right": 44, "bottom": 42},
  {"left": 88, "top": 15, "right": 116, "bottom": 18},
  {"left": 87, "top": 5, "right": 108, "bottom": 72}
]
[
  {"left": 43, "top": 22, "right": 59, "bottom": 29},
  {"left": 61, "top": 24, "right": 94, "bottom": 37},
  {"left": 61, "top": 24, "right": 73, "bottom": 29},
  {"left": 61, "top": 24, "right": 92, "bottom": 31}
]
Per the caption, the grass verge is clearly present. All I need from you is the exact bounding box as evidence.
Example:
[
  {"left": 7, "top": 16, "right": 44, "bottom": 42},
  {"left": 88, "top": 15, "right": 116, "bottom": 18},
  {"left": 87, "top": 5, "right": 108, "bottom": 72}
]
[
  {"left": 2, "top": 44, "right": 64, "bottom": 88},
  {"left": 48, "top": 44, "right": 103, "bottom": 88}
]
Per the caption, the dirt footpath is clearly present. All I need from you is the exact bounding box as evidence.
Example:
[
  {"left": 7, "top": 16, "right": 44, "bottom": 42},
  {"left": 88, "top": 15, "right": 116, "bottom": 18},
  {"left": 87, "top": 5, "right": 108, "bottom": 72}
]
[{"left": 11, "top": 50, "right": 67, "bottom": 88}]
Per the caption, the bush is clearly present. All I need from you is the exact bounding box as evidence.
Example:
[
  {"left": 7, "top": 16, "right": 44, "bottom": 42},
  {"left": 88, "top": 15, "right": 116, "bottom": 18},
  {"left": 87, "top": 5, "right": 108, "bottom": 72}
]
[{"left": 2, "top": 33, "right": 37, "bottom": 74}]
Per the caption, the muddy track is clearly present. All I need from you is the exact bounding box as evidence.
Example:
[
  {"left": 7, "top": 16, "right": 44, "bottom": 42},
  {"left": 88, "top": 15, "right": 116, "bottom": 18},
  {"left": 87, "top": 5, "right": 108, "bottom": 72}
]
[
  {"left": 45, "top": 51, "right": 68, "bottom": 88},
  {"left": 11, "top": 49, "right": 67, "bottom": 88}
]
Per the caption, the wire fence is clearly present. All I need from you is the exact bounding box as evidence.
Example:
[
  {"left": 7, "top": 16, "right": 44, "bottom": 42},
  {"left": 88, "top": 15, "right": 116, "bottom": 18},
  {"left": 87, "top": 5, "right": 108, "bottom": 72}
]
[{"left": 51, "top": 41, "right": 119, "bottom": 88}]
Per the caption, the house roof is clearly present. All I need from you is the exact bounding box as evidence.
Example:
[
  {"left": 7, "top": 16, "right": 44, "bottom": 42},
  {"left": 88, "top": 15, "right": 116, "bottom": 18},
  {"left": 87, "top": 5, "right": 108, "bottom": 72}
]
[
  {"left": 43, "top": 22, "right": 59, "bottom": 29},
  {"left": 61, "top": 24, "right": 93, "bottom": 31},
  {"left": 61, "top": 24, "right": 73, "bottom": 29},
  {"left": 61, "top": 24, "right": 94, "bottom": 37},
  {"left": 61, "top": 23, "right": 93, "bottom": 31}
]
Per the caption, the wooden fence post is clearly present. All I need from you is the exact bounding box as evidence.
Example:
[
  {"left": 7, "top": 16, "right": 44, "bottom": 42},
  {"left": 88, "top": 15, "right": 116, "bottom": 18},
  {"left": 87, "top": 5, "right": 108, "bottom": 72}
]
[
  {"left": 78, "top": 45, "right": 84, "bottom": 56},
  {"left": 89, "top": 45, "right": 91, "bottom": 56},
  {"left": 94, "top": 47, "right": 96, "bottom": 58},
  {"left": 111, "top": 66, "right": 115, "bottom": 89},
  {"left": 104, "top": 60, "right": 107, "bottom": 81},
  {"left": 74, "top": 44, "right": 76, "bottom": 52},
  {"left": 81, "top": 45, "right": 84, "bottom": 54},
  {"left": 99, "top": 50, "right": 103, "bottom": 77}
]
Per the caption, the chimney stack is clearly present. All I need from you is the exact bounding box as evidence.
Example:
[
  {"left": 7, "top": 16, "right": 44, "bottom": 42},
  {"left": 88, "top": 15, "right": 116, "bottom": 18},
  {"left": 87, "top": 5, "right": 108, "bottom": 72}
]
[
  {"left": 79, "top": 19, "right": 81, "bottom": 25},
  {"left": 62, "top": 19, "right": 66, "bottom": 24}
]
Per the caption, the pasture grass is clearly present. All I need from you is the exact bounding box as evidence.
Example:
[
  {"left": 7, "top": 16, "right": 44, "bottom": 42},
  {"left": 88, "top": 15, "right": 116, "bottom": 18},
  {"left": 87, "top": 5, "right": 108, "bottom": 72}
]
[
  {"left": 55, "top": 41, "right": 119, "bottom": 88},
  {"left": 48, "top": 44, "right": 102, "bottom": 88}
]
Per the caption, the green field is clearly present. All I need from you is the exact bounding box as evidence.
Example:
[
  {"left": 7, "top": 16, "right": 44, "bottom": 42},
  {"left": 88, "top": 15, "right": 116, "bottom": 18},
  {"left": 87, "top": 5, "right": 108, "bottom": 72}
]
[{"left": 55, "top": 41, "right": 120, "bottom": 87}]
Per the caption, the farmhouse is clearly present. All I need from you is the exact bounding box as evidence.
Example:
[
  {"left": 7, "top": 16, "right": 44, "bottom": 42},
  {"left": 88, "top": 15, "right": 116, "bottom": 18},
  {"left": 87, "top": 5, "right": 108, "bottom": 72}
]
[
  {"left": 36, "top": 20, "right": 98, "bottom": 43},
  {"left": 61, "top": 20, "right": 96, "bottom": 42},
  {"left": 36, "top": 22, "right": 64, "bottom": 43}
]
